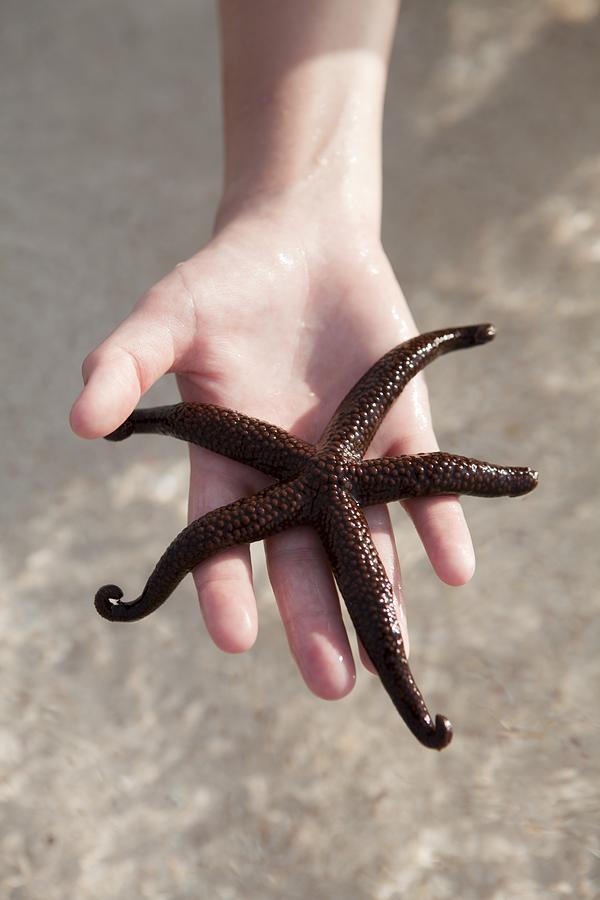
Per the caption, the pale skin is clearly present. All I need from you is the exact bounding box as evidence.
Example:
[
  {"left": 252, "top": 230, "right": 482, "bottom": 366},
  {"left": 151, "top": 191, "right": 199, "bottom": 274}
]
[{"left": 70, "top": 0, "right": 475, "bottom": 700}]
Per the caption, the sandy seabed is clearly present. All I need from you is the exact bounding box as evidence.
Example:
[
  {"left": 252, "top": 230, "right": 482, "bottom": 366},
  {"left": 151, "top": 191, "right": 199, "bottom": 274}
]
[{"left": 1, "top": 1, "right": 599, "bottom": 898}]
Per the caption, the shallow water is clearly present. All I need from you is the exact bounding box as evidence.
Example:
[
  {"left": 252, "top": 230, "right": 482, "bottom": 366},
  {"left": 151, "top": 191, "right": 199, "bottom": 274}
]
[{"left": 1, "top": 2, "right": 599, "bottom": 897}]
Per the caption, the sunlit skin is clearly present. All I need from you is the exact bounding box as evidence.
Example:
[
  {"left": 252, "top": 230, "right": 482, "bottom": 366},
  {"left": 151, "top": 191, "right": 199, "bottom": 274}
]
[{"left": 71, "top": 0, "right": 481, "bottom": 704}]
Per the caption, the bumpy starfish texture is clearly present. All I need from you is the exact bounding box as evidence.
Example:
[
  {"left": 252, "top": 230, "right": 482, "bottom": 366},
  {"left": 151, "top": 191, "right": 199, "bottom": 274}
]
[{"left": 95, "top": 325, "right": 538, "bottom": 750}]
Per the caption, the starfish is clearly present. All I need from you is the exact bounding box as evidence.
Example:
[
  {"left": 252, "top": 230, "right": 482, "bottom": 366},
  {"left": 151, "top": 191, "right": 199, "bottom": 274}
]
[{"left": 95, "top": 324, "right": 537, "bottom": 750}]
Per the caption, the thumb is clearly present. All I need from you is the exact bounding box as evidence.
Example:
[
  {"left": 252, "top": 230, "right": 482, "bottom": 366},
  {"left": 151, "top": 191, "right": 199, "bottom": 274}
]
[{"left": 70, "top": 269, "right": 195, "bottom": 439}]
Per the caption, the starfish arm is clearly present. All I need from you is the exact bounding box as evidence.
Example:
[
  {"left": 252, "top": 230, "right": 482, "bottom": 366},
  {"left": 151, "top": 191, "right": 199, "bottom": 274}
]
[
  {"left": 106, "top": 403, "right": 315, "bottom": 480},
  {"left": 95, "top": 479, "right": 309, "bottom": 622},
  {"left": 352, "top": 453, "right": 538, "bottom": 506},
  {"left": 316, "top": 494, "right": 453, "bottom": 750},
  {"left": 319, "top": 324, "right": 496, "bottom": 458}
]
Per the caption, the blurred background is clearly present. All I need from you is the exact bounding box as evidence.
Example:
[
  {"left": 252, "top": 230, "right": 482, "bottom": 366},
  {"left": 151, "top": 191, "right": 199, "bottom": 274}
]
[{"left": 1, "top": 1, "right": 599, "bottom": 897}]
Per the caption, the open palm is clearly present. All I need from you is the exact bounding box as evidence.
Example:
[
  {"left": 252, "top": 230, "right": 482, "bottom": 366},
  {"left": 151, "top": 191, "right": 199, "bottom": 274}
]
[{"left": 71, "top": 201, "right": 474, "bottom": 700}]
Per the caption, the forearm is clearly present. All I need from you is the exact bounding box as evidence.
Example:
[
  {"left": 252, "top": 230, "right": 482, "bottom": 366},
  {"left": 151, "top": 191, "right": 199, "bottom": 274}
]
[{"left": 218, "top": 0, "right": 400, "bottom": 228}]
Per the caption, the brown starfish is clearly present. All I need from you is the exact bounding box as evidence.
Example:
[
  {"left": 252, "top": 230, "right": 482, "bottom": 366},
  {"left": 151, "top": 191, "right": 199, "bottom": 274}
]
[{"left": 95, "top": 324, "right": 537, "bottom": 750}]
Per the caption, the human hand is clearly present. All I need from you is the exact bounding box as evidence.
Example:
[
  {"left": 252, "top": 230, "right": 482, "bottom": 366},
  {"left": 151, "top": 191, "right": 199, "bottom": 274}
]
[{"left": 70, "top": 184, "right": 475, "bottom": 701}]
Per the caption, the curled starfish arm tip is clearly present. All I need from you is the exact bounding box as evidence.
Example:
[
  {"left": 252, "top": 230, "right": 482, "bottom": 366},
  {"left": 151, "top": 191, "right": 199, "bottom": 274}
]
[
  {"left": 95, "top": 584, "right": 125, "bottom": 619},
  {"left": 432, "top": 714, "right": 454, "bottom": 751},
  {"left": 405, "top": 710, "right": 452, "bottom": 750},
  {"left": 413, "top": 714, "right": 453, "bottom": 750},
  {"left": 95, "top": 585, "right": 153, "bottom": 622}
]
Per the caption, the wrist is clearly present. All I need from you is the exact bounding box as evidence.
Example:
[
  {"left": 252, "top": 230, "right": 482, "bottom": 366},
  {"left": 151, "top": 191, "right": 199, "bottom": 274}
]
[
  {"left": 214, "top": 168, "right": 386, "bottom": 250},
  {"left": 217, "top": 149, "right": 383, "bottom": 237}
]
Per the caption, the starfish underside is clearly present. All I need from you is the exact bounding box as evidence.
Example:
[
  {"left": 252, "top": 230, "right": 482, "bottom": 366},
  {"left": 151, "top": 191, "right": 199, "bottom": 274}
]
[{"left": 95, "top": 324, "right": 538, "bottom": 750}]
